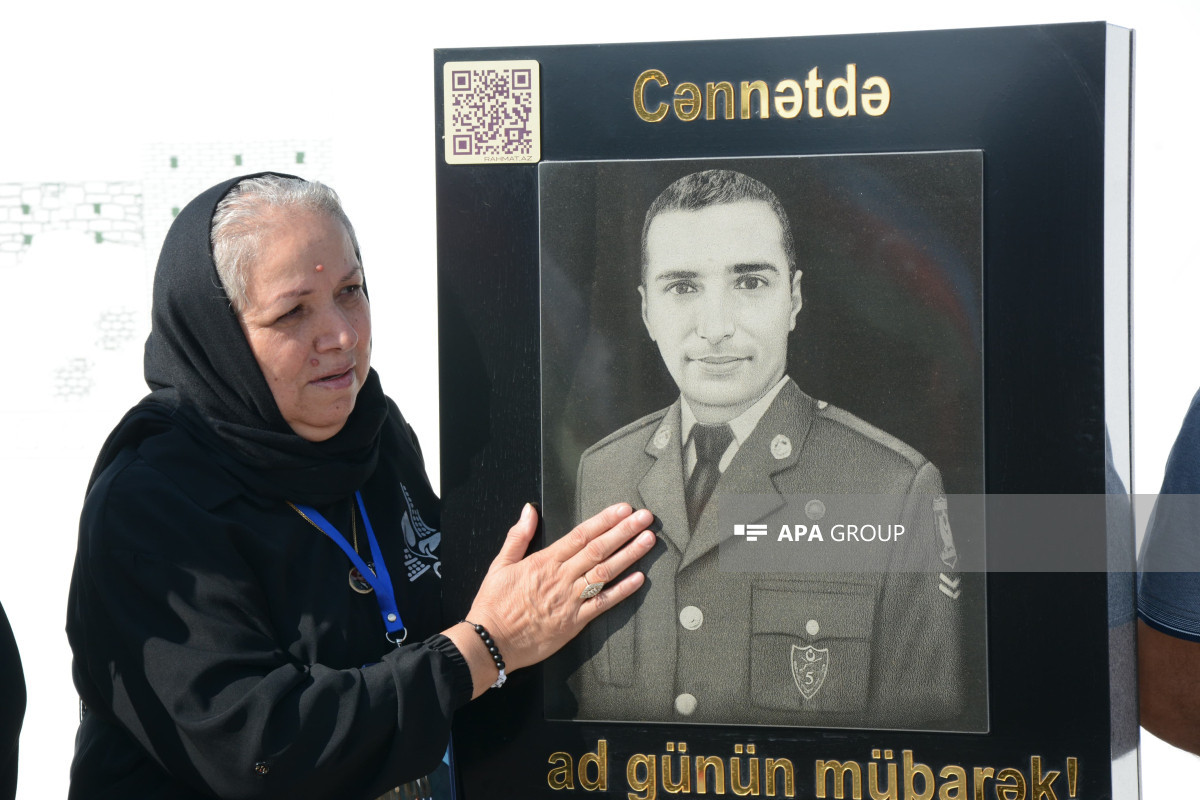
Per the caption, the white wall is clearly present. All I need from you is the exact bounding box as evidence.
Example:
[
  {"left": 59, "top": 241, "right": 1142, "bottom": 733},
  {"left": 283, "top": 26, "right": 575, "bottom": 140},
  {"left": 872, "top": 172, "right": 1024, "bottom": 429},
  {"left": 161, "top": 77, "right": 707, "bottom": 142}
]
[{"left": 2, "top": 1, "right": 1195, "bottom": 796}]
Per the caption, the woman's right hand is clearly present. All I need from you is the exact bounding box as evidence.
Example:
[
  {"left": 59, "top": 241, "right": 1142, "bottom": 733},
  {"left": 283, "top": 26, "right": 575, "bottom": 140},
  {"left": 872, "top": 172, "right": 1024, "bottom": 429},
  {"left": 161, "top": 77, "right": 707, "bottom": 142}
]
[{"left": 446, "top": 502, "right": 655, "bottom": 697}]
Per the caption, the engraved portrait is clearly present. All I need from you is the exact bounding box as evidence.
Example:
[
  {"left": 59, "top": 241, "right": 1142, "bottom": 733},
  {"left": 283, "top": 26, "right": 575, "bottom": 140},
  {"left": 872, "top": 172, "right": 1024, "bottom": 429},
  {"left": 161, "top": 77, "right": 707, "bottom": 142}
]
[{"left": 540, "top": 154, "right": 987, "bottom": 731}]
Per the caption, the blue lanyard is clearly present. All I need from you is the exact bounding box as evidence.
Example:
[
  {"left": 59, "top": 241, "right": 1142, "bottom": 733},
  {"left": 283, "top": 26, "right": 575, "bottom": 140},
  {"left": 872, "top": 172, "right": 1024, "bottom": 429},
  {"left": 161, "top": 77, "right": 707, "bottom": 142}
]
[{"left": 293, "top": 492, "right": 407, "bottom": 645}]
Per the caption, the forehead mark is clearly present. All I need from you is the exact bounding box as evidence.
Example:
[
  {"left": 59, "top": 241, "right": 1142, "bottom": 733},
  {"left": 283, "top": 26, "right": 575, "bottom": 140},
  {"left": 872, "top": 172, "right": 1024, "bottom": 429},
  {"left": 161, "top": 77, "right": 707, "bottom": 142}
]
[{"left": 252, "top": 267, "right": 363, "bottom": 310}]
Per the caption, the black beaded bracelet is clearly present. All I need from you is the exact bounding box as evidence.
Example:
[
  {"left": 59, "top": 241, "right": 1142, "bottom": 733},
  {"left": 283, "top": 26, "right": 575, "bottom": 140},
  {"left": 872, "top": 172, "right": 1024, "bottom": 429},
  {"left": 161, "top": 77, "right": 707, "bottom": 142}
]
[{"left": 463, "top": 620, "right": 507, "bottom": 689}]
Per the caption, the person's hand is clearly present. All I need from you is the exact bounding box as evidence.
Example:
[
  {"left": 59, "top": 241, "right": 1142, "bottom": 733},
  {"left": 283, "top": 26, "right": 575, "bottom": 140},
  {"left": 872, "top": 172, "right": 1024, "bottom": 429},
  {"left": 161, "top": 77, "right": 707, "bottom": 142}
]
[{"left": 453, "top": 502, "right": 655, "bottom": 693}]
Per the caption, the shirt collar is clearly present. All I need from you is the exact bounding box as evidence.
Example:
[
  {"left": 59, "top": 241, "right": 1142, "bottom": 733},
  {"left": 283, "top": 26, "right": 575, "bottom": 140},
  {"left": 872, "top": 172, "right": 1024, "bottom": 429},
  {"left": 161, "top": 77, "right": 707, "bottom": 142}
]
[{"left": 680, "top": 375, "right": 791, "bottom": 446}]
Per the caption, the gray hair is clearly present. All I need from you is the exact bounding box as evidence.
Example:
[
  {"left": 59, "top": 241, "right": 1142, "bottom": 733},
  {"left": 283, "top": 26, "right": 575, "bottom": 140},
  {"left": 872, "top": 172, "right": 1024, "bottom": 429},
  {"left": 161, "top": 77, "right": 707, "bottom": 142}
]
[
  {"left": 211, "top": 174, "right": 360, "bottom": 312},
  {"left": 640, "top": 169, "right": 797, "bottom": 282}
]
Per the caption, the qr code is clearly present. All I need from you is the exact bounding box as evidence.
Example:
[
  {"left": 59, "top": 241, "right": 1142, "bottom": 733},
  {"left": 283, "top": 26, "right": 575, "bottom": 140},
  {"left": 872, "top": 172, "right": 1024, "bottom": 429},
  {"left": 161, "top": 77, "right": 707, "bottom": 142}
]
[{"left": 443, "top": 60, "right": 540, "bottom": 164}]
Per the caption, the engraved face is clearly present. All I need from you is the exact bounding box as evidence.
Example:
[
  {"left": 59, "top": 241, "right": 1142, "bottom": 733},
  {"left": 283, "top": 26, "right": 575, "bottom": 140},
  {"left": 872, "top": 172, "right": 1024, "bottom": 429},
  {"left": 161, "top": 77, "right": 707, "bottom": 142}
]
[
  {"left": 640, "top": 200, "right": 802, "bottom": 425},
  {"left": 237, "top": 209, "right": 371, "bottom": 442}
]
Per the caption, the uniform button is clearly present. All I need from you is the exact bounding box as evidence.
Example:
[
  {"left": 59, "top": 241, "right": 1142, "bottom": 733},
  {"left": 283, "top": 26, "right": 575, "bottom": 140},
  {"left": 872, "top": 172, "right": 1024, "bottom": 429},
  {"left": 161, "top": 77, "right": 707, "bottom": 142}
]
[
  {"left": 679, "top": 605, "right": 704, "bottom": 630},
  {"left": 675, "top": 693, "right": 697, "bottom": 716},
  {"left": 806, "top": 619, "right": 820, "bottom": 636},
  {"left": 254, "top": 761, "right": 270, "bottom": 775}
]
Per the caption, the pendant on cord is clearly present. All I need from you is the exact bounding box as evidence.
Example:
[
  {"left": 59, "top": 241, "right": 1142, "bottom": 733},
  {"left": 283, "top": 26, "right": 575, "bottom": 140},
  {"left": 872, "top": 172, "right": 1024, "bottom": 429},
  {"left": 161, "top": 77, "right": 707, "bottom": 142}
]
[{"left": 349, "top": 564, "right": 375, "bottom": 594}]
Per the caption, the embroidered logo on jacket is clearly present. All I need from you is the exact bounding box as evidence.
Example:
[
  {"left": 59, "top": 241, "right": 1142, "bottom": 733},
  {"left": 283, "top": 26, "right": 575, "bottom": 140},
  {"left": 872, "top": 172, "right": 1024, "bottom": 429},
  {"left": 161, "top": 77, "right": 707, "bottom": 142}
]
[
  {"left": 791, "top": 644, "right": 830, "bottom": 700},
  {"left": 399, "top": 483, "right": 441, "bottom": 581}
]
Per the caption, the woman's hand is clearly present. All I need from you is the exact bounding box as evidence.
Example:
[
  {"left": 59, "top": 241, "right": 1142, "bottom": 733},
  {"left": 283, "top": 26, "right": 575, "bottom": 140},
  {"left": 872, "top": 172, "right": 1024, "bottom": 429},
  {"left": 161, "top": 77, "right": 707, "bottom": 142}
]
[{"left": 447, "top": 503, "right": 655, "bottom": 697}]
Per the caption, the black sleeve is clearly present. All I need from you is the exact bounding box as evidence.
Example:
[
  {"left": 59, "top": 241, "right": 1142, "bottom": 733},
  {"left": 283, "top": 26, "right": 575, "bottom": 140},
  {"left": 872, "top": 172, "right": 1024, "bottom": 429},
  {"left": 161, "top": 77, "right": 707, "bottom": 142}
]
[
  {"left": 0, "top": 600, "right": 24, "bottom": 800},
  {"left": 70, "top": 461, "right": 471, "bottom": 800}
]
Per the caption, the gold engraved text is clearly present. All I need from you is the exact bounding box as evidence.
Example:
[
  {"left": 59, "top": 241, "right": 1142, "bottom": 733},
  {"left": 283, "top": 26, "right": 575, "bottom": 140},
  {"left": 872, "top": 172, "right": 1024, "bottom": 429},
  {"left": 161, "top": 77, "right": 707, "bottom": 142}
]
[{"left": 634, "top": 65, "right": 891, "bottom": 123}]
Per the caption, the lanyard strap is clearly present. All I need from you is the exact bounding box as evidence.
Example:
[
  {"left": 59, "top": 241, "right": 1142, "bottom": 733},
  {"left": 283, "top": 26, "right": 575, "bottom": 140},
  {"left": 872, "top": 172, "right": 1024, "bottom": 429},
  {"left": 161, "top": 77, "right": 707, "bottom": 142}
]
[{"left": 293, "top": 492, "right": 407, "bottom": 645}]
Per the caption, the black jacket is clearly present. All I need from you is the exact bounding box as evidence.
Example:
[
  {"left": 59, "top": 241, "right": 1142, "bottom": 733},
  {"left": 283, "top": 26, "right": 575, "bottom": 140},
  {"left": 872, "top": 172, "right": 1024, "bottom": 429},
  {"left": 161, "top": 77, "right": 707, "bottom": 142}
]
[
  {"left": 0, "top": 600, "right": 23, "bottom": 800},
  {"left": 66, "top": 403, "right": 469, "bottom": 799}
]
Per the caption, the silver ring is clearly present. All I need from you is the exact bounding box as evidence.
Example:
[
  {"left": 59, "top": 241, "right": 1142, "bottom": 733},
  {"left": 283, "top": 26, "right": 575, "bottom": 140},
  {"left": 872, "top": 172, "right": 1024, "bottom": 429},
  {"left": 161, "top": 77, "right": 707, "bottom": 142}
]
[{"left": 580, "top": 581, "right": 606, "bottom": 599}]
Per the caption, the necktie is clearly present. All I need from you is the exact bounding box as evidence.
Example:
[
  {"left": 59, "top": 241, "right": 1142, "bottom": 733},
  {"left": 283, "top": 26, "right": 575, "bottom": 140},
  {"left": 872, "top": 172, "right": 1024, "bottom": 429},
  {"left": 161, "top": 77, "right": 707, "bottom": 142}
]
[{"left": 686, "top": 423, "right": 734, "bottom": 530}]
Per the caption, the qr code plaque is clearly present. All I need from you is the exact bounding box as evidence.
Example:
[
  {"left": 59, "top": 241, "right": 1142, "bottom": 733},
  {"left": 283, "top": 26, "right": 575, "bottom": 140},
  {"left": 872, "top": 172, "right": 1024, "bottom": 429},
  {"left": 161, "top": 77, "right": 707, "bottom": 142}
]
[{"left": 443, "top": 60, "right": 541, "bottom": 164}]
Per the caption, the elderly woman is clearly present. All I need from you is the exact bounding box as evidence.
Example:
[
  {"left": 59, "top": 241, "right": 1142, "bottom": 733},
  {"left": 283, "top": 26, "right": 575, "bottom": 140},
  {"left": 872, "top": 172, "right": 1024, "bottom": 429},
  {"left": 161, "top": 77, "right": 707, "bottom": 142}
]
[{"left": 65, "top": 173, "right": 656, "bottom": 799}]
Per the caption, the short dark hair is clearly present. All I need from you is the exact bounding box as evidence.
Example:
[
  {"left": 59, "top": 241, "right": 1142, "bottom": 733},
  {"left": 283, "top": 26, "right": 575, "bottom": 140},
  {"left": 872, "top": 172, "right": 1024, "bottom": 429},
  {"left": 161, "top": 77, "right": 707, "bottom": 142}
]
[{"left": 640, "top": 169, "right": 797, "bottom": 283}]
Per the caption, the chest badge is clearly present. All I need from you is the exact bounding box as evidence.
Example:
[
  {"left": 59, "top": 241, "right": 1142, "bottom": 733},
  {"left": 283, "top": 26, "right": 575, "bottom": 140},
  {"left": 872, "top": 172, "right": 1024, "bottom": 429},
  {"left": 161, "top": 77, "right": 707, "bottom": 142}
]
[{"left": 791, "top": 644, "right": 830, "bottom": 700}]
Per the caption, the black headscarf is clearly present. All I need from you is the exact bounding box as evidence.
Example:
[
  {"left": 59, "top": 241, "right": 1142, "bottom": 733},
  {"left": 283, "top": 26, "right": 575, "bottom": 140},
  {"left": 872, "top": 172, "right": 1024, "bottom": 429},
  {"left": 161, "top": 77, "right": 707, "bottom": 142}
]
[{"left": 88, "top": 173, "right": 388, "bottom": 505}]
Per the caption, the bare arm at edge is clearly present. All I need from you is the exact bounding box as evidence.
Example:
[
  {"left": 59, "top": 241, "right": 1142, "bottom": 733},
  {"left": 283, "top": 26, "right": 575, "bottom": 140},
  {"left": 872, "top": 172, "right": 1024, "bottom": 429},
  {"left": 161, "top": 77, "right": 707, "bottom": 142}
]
[{"left": 1138, "top": 619, "right": 1200, "bottom": 755}]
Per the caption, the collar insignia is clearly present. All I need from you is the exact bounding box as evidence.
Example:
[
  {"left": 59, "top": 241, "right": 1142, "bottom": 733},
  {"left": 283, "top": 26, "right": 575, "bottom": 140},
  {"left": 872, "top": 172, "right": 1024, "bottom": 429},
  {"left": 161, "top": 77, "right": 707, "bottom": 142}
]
[
  {"left": 653, "top": 426, "right": 672, "bottom": 450},
  {"left": 770, "top": 434, "right": 792, "bottom": 460}
]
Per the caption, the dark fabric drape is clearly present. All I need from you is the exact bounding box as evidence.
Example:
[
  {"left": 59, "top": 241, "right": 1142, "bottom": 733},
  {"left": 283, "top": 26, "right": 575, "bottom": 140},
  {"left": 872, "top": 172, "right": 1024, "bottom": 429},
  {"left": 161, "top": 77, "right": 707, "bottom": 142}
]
[{"left": 90, "top": 172, "right": 388, "bottom": 505}]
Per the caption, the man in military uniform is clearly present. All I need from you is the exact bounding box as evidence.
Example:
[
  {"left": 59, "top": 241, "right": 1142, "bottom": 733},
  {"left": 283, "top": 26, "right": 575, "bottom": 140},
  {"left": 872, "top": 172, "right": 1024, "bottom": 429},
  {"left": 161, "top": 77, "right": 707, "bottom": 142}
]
[{"left": 564, "top": 169, "right": 971, "bottom": 729}]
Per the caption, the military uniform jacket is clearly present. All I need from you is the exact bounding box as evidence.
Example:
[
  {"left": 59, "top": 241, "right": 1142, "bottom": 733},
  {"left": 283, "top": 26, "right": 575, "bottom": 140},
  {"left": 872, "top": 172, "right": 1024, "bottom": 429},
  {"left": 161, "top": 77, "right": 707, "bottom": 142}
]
[{"left": 563, "top": 379, "right": 968, "bottom": 729}]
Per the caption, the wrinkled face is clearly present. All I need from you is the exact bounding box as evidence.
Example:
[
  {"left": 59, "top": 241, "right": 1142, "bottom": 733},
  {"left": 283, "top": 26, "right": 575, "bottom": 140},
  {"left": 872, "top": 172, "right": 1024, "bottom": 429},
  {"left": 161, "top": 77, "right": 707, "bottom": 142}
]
[
  {"left": 640, "top": 200, "right": 802, "bottom": 424},
  {"left": 237, "top": 209, "right": 371, "bottom": 442}
]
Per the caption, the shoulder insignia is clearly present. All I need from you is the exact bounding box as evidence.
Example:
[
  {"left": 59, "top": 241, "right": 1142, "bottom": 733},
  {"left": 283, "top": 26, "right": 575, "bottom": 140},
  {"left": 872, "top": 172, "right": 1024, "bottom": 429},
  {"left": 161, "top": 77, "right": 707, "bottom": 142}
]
[
  {"left": 938, "top": 572, "right": 961, "bottom": 600},
  {"left": 817, "top": 403, "right": 929, "bottom": 470},
  {"left": 933, "top": 495, "right": 958, "bottom": 568}
]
